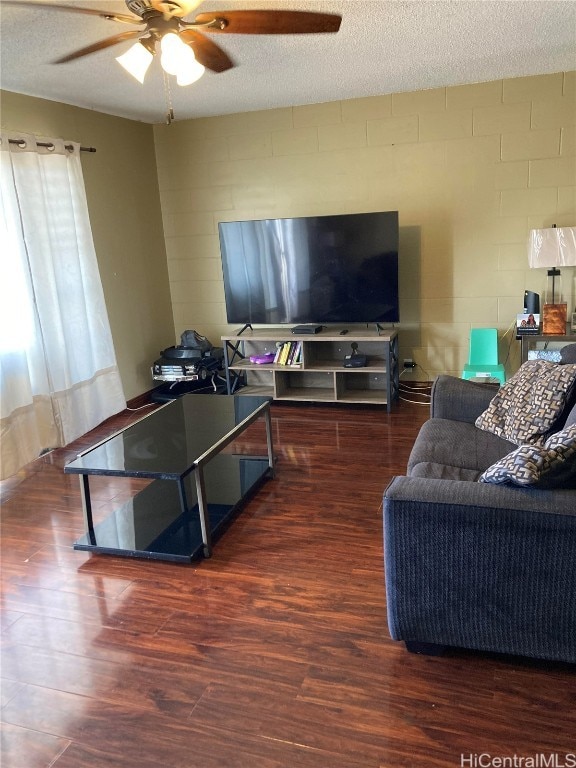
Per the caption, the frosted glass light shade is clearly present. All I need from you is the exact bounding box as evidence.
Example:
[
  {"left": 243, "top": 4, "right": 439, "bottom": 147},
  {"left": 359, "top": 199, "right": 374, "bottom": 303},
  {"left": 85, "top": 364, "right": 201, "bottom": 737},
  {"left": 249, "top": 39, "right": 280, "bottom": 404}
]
[
  {"left": 160, "top": 33, "right": 204, "bottom": 85},
  {"left": 176, "top": 57, "right": 205, "bottom": 86},
  {"left": 528, "top": 227, "right": 576, "bottom": 268},
  {"left": 115, "top": 42, "right": 154, "bottom": 84}
]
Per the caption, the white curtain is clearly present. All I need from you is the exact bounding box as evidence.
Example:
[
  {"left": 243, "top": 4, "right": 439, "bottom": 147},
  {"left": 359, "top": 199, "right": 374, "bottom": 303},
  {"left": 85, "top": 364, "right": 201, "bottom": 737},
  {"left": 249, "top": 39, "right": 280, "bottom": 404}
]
[{"left": 0, "top": 131, "right": 126, "bottom": 480}]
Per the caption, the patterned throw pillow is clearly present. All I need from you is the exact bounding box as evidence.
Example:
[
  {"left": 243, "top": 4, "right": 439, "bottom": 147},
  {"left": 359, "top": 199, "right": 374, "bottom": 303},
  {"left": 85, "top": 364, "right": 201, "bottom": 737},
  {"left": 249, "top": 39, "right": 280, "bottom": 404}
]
[
  {"left": 475, "top": 360, "right": 576, "bottom": 446},
  {"left": 479, "top": 424, "right": 576, "bottom": 487}
]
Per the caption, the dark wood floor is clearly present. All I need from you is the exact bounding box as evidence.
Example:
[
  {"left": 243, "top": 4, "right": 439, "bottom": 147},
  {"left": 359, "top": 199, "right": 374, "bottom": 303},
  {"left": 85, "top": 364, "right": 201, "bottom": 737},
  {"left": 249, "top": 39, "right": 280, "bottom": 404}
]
[{"left": 1, "top": 397, "right": 574, "bottom": 768}]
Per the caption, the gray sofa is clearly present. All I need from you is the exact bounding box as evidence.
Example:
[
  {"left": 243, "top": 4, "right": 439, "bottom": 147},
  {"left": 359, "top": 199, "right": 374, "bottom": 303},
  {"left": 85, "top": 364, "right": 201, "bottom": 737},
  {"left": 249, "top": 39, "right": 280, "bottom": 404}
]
[{"left": 383, "top": 372, "right": 576, "bottom": 664}]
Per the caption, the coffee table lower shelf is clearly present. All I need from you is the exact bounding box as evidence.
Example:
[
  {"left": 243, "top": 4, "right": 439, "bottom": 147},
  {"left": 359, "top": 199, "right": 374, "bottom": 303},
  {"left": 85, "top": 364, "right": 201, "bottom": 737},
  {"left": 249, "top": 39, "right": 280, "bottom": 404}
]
[{"left": 74, "top": 454, "right": 271, "bottom": 563}]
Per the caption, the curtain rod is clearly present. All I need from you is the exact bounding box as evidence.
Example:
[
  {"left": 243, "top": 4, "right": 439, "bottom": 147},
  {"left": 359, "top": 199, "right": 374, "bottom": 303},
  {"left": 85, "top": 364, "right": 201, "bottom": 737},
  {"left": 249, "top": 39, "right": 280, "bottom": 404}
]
[{"left": 7, "top": 138, "right": 96, "bottom": 153}]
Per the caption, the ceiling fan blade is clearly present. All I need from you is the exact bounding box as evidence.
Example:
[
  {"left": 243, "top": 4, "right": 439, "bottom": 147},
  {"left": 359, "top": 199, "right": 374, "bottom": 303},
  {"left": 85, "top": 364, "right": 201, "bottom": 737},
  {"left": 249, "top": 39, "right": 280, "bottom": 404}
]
[
  {"left": 54, "top": 30, "right": 144, "bottom": 63},
  {"left": 192, "top": 10, "right": 342, "bottom": 35},
  {"left": 179, "top": 29, "right": 234, "bottom": 72},
  {"left": 2, "top": 1, "right": 141, "bottom": 24}
]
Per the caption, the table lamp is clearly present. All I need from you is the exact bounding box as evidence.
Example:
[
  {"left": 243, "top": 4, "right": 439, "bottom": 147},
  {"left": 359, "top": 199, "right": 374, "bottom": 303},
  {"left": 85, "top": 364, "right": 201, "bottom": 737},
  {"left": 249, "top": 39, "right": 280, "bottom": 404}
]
[{"left": 528, "top": 226, "right": 576, "bottom": 334}]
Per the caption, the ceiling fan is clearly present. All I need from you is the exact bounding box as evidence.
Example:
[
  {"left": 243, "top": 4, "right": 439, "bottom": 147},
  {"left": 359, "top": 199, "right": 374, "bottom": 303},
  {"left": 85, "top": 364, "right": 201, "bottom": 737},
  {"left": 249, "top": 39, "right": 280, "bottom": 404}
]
[{"left": 4, "top": 1, "right": 342, "bottom": 86}]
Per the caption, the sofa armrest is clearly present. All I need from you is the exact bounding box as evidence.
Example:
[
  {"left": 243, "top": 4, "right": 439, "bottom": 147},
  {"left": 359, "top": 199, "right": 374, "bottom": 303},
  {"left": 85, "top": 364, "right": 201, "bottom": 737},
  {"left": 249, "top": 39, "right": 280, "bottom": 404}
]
[
  {"left": 383, "top": 476, "right": 576, "bottom": 662},
  {"left": 430, "top": 375, "right": 499, "bottom": 423},
  {"left": 384, "top": 474, "right": 576, "bottom": 515}
]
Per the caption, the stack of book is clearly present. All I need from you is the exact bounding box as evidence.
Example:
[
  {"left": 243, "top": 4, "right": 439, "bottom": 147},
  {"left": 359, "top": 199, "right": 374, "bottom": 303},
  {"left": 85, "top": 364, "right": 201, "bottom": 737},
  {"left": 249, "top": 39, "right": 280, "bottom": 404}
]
[{"left": 273, "top": 341, "right": 302, "bottom": 366}]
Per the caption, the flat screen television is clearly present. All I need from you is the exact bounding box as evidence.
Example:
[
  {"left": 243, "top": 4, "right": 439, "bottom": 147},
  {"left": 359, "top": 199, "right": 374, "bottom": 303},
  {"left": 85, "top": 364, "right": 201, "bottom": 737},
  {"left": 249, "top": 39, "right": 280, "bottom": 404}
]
[{"left": 218, "top": 211, "right": 399, "bottom": 326}]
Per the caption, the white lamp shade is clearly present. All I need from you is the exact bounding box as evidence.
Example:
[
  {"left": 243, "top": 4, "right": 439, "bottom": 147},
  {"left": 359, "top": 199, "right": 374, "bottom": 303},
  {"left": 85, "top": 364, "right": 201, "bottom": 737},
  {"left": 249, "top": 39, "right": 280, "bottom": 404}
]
[
  {"left": 115, "top": 42, "right": 154, "bottom": 84},
  {"left": 528, "top": 227, "right": 576, "bottom": 268}
]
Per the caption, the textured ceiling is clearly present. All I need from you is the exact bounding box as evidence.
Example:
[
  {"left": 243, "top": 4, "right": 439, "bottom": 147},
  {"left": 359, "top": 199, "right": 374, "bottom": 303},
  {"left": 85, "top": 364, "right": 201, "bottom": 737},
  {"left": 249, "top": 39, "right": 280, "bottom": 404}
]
[{"left": 1, "top": 0, "right": 575, "bottom": 125}]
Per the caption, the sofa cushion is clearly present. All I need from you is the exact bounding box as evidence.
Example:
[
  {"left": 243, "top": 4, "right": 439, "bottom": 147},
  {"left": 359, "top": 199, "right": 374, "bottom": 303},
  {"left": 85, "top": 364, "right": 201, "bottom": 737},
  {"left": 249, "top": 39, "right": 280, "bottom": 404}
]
[
  {"left": 410, "top": 462, "right": 482, "bottom": 481},
  {"left": 408, "top": 418, "right": 515, "bottom": 475},
  {"left": 475, "top": 360, "right": 576, "bottom": 446},
  {"left": 561, "top": 343, "right": 576, "bottom": 364},
  {"left": 479, "top": 424, "right": 576, "bottom": 488}
]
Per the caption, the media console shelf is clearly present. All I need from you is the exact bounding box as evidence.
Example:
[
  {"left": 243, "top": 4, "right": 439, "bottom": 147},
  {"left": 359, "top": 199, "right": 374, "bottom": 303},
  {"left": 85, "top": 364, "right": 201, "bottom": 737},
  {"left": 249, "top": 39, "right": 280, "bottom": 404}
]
[{"left": 221, "top": 327, "right": 399, "bottom": 411}]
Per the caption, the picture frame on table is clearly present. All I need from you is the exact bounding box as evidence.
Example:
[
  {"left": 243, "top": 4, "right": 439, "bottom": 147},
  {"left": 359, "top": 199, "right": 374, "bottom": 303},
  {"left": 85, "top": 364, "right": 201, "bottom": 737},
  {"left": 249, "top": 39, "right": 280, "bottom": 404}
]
[{"left": 516, "top": 313, "right": 540, "bottom": 334}]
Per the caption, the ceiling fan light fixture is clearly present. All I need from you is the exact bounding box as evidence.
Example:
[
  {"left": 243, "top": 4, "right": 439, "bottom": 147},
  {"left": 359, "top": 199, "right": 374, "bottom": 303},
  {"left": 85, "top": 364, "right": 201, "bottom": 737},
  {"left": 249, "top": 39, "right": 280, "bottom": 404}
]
[
  {"left": 176, "top": 57, "right": 205, "bottom": 86},
  {"left": 160, "top": 32, "right": 204, "bottom": 85},
  {"left": 115, "top": 41, "right": 154, "bottom": 83}
]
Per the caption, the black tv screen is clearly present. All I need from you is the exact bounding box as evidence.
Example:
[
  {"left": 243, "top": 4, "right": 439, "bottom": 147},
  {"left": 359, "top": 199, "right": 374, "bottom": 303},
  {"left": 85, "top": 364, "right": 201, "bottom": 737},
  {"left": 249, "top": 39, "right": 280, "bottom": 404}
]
[{"left": 218, "top": 211, "right": 399, "bottom": 325}]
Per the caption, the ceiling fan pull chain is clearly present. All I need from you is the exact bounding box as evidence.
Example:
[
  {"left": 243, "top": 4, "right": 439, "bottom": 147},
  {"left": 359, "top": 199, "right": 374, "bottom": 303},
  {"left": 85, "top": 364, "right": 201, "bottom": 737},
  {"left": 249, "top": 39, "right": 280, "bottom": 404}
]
[{"left": 163, "top": 70, "right": 175, "bottom": 124}]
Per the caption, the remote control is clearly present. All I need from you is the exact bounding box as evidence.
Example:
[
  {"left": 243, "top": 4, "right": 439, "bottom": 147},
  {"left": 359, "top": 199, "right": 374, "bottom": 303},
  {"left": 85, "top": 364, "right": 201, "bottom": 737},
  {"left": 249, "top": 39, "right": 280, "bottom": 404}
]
[{"left": 339, "top": 329, "right": 349, "bottom": 335}]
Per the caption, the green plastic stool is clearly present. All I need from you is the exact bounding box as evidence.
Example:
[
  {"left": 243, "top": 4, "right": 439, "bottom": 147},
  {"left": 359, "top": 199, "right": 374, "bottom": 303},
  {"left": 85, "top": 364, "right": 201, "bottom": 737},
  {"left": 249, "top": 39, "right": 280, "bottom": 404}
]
[{"left": 462, "top": 328, "right": 506, "bottom": 384}]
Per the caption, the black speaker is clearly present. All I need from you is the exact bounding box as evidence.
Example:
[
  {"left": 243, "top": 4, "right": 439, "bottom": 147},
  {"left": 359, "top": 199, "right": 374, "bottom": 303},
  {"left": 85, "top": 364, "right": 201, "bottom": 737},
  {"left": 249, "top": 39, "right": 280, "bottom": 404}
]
[{"left": 524, "top": 290, "right": 540, "bottom": 314}]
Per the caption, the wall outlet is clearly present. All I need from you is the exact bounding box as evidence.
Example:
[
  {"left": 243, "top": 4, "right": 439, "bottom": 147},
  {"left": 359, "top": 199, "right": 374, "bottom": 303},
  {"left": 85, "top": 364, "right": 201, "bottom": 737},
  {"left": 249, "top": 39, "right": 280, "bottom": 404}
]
[{"left": 403, "top": 358, "right": 416, "bottom": 369}]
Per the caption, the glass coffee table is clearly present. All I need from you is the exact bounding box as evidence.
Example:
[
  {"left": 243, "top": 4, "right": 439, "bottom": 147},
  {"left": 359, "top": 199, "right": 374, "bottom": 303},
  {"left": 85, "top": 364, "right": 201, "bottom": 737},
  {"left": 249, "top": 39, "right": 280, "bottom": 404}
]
[{"left": 65, "top": 394, "right": 274, "bottom": 563}]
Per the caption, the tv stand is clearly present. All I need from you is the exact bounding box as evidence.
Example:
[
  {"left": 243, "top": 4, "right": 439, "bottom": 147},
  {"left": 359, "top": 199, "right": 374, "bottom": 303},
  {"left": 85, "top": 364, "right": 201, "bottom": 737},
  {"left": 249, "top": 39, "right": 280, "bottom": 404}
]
[
  {"left": 237, "top": 323, "right": 253, "bottom": 335},
  {"left": 222, "top": 326, "right": 399, "bottom": 410},
  {"left": 374, "top": 322, "right": 394, "bottom": 335}
]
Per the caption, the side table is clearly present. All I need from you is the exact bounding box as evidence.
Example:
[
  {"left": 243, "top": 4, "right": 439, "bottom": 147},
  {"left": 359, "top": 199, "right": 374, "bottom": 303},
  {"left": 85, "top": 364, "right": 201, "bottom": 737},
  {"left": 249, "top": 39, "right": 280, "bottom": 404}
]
[{"left": 517, "top": 323, "right": 576, "bottom": 363}]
